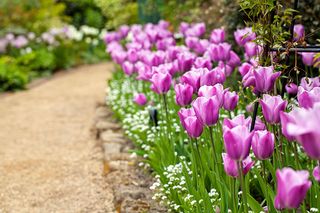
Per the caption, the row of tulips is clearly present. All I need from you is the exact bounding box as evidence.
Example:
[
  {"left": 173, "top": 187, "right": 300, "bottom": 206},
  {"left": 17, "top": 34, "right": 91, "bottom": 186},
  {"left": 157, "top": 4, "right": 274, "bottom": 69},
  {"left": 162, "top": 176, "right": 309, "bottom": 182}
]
[{"left": 105, "top": 20, "right": 320, "bottom": 212}]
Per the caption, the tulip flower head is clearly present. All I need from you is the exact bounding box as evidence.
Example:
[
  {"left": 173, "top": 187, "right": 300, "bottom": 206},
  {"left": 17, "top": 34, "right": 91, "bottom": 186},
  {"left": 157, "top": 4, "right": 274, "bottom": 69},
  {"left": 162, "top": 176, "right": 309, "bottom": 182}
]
[
  {"left": 286, "top": 103, "right": 320, "bottom": 159},
  {"left": 252, "top": 130, "right": 275, "bottom": 160},
  {"left": 192, "top": 96, "right": 220, "bottom": 126},
  {"left": 174, "top": 83, "right": 194, "bottom": 106},
  {"left": 134, "top": 93, "right": 147, "bottom": 106},
  {"left": 260, "top": 94, "right": 287, "bottom": 124},
  {"left": 150, "top": 72, "right": 172, "bottom": 94},
  {"left": 222, "top": 153, "right": 254, "bottom": 178},
  {"left": 223, "top": 125, "right": 253, "bottom": 160},
  {"left": 274, "top": 168, "right": 311, "bottom": 210}
]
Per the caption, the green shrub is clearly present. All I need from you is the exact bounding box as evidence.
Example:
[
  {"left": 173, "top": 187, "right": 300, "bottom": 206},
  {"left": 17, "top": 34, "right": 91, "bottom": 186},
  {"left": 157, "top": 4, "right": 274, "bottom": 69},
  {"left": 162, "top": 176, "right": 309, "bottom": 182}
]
[
  {"left": 0, "top": 57, "right": 29, "bottom": 91},
  {"left": 17, "top": 48, "right": 55, "bottom": 74},
  {"left": 94, "top": 0, "right": 138, "bottom": 29}
]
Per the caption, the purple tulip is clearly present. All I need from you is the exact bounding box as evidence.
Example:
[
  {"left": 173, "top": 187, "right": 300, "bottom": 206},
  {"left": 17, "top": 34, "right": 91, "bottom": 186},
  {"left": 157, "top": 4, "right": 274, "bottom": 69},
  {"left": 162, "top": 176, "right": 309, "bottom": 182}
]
[
  {"left": 244, "top": 42, "right": 261, "bottom": 58},
  {"left": 208, "top": 43, "right": 231, "bottom": 62},
  {"left": 175, "top": 83, "right": 194, "bottom": 106},
  {"left": 223, "top": 115, "right": 265, "bottom": 133},
  {"left": 239, "top": 62, "right": 253, "bottom": 77},
  {"left": 119, "top": 25, "right": 130, "bottom": 38},
  {"left": 285, "top": 83, "right": 298, "bottom": 95},
  {"left": 122, "top": 61, "right": 135, "bottom": 76},
  {"left": 300, "top": 77, "right": 320, "bottom": 91},
  {"left": 260, "top": 94, "right": 287, "bottom": 124},
  {"left": 127, "top": 49, "right": 139, "bottom": 63},
  {"left": 297, "top": 87, "right": 320, "bottom": 109},
  {"left": 280, "top": 111, "right": 296, "bottom": 141},
  {"left": 200, "top": 67, "right": 226, "bottom": 86},
  {"left": 286, "top": 103, "right": 320, "bottom": 159},
  {"left": 179, "top": 22, "right": 190, "bottom": 35},
  {"left": 198, "top": 84, "right": 225, "bottom": 106},
  {"left": 301, "top": 52, "right": 315, "bottom": 66},
  {"left": 227, "top": 51, "right": 241, "bottom": 68},
  {"left": 223, "top": 125, "right": 253, "bottom": 160},
  {"left": 223, "top": 91, "right": 239, "bottom": 111},
  {"left": 192, "top": 96, "right": 220, "bottom": 126},
  {"left": 243, "top": 66, "right": 281, "bottom": 94},
  {"left": 177, "top": 52, "right": 195, "bottom": 72},
  {"left": 180, "top": 69, "right": 202, "bottom": 92},
  {"left": 136, "top": 64, "right": 152, "bottom": 81},
  {"left": 252, "top": 130, "right": 275, "bottom": 160},
  {"left": 234, "top": 27, "right": 256, "bottom": 46},
  {"left": 111, "top": 50, "right": 127, "bottom": 65},
  {"left": 150, "top": 72, "right": 172, "bottom": 94},
  {"left": 313, "top": 166, "right": 320, "bottom": 182},
  {"left": 185, "top": 37, "right": 199, "bottom": 50},
  {"left": 185, "top": 22, "right": 206, "bottom": 37},
  {"left": 222, "top": 153, "right": 254, "bottom": 178},
  {"left": 293, "top": 24, "right": 305, "bottom": 41},
  {"left": 134, "top": 93, "right": 147, "bottom": 106},
  {"left": 194, "top": 39, "right": 209, "bottom": 55},
  {"left": 274, "top": 168, "right": 311, "bottom": 210},
  {"left": 179, "top": 108, "right": 203, "bottom": 138},
  {"left": 210, "top": 28, "right": 225, "bottom": 44},
  {"left": 193, "top": 57, "right": 212, "bottom": 69}
]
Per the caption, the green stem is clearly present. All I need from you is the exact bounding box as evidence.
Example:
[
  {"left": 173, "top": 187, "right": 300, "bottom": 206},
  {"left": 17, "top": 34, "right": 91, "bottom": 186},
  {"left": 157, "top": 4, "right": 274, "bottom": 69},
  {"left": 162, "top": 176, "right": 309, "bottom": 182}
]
[
  {"left": 238, "top": 161, "right": 248, "bottom": 213},
  {"left": 231, "top": 177, "right": 238, "bottom": 213}
]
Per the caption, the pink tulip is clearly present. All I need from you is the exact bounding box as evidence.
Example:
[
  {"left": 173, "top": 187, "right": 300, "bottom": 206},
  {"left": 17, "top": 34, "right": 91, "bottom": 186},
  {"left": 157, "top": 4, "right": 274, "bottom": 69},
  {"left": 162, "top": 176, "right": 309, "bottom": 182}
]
[
  {"left": 274, "top": 168, "right": 311, "bottom": 210},
  {"left": 286, "top": 103, "right": 320, "bottom": 159},
  {"left": 297, "top": 86, "right": 320, "bottom": 109},
  {"left": 150, "top": 72, "right": 172, "bottom": 94},
  {"left": 239, "top": 62, "right": 253, "bottom": 77},
  {"left": 192, "top": 96, "right": 220, "bottom": 126},
  {"left": 300, "top": 77, "right": 320, "bottom": 91},
  {"left": 177, "top": 52, "right": 195, "bottom": 72},
  {"left": 198, "top": 84, "right": 225, "bottom": 106},
  {"left": 223, "top": 115, "right": 265, "bottom": 133},
  {"left": 280, "top": 111, "right": 296, "bottom": 141},
  {"left": 301, "top": 52, "right": 315, "bottom": 66},
  {"left": 223, "top": 91, "right": 239, "bottom": 111},
  {"left": 210, "top": 28, "right": 225, "bottom": 44},
  {"left": 127, "top": 49, "right": 139, "bottom": 63},
  {"left": 313, "top": 166, "right": 320, "bottom": 182},
  {"left": 260, "top": 94, "right": 287, "bottom": 124},
  {"left": 200, "top": 67, "right": 226, "bottom": 86},
  {"left": 134, "top": 93, "right": 147, "bottom": 106},
  {"left": 244, "top": 42, "right": 261, "bottom": 58},
  {"left": 234, "top": 27, "right": 256, "bottom": 46},
  {"left": 183, "top": 116, "right": 204, "bottom": 138},
  {"left": 208, "top": 43, "right": 231, "bottom": 62},
  {"left": 222, "top": 153, "right": 254, "bottom": 178},
  {"left": 193, "top": 57, "right": 212, "bottom": 69},
  {"left": 174, "top": 83, "right": 194, "bottom": 106},
  {"left": 285, "top": 83, "right": 298, "bottom": 95},
  {"left": 223, "top": 125, "right": 253, "bottom": 160},
  {"left": 180, "top": 69, "right": 202, "bottom": 92},
  {"left": 227, "top": 51, "right": 241, "bottom": 68},
  {"left": 293, "top": 24, "right": 305, "bottom": 41},
  {"left": 122, "top": 61, "right": 135, "bottom": 76},
  {"left": 252, "top": 130, "right": 275, "bottom": 160}
]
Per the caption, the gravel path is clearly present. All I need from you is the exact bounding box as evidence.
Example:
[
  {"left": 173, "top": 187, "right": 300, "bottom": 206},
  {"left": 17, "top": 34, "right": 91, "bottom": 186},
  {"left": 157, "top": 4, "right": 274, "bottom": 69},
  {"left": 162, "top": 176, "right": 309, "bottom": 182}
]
[{"left": 0, "top": 63, "right": 115, "bottom": 212}]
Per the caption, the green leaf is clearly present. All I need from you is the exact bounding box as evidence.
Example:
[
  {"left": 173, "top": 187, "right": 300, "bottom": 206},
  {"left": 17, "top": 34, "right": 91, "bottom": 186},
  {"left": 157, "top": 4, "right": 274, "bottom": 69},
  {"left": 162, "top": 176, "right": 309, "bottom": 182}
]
[{"left": 247, "top": 193, "right": 264, "bottom": 212}]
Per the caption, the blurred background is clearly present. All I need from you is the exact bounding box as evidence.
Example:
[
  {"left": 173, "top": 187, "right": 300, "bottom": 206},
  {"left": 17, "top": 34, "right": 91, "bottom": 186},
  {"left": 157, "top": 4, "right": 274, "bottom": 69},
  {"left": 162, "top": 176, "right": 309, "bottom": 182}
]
[{"left": 0, "top": 0, "right": 319, "bottom": 92}]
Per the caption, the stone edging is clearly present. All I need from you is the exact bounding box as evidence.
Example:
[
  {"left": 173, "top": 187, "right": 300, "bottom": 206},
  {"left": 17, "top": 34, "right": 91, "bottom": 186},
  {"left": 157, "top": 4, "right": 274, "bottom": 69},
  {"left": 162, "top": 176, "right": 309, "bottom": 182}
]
[{"left": 92, "top": 103, "right": 166, "bottom": 213}]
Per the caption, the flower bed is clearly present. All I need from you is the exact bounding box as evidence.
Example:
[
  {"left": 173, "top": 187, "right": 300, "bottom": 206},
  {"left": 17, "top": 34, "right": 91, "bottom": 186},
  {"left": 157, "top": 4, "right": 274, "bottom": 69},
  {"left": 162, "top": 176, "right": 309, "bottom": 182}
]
[
  {"left": 0, "top": 25, "right": 107, "bottom": 92},
  {"left": 106, "top": 20, "right": 320, "bottom": 213}
]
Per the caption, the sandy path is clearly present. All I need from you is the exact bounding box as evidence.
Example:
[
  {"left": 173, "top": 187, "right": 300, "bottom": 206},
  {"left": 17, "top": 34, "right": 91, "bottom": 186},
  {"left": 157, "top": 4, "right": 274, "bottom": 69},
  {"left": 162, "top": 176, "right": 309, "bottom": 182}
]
[{"left": 0, "top": 63, "right": 114, "bottom": 212}]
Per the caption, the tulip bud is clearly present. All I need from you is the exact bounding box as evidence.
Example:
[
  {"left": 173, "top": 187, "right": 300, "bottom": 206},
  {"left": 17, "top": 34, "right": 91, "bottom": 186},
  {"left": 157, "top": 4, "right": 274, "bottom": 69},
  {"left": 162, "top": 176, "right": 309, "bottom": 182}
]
[
  {"left": 223, "top": 125, "right": 253, "bottom": 160},
  {"left": 313, "top": 166, "right": 320, "bottom": 182},
  {"left": 223, "top": 91, "right": 239, "bottom": 111},
  {"left": 174, "top": 83, "right": 194, "bottom": 106},
  {"left": 234, "top": 27, "right": 256, "bottom": 46},
  {"left": 122, "top": 61, "right": 135, "bottom": 76},
  {"left": 222, "top": 153, "right": 255, "bottom": 178},
  {"left": 251, "top": 130, "right": 275, "bottom": 160},
  {"left": 285, "top": 83, "right": 298, "bottom": 95},
  {"left": 133, "top": 93, "right": 147, "bottom": 106},
  {"left": 293, "top": 24, "right": 305, "bottom": 41},
  {"left": 300, "top": 52, "right": 315, "bottom": 66}
]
